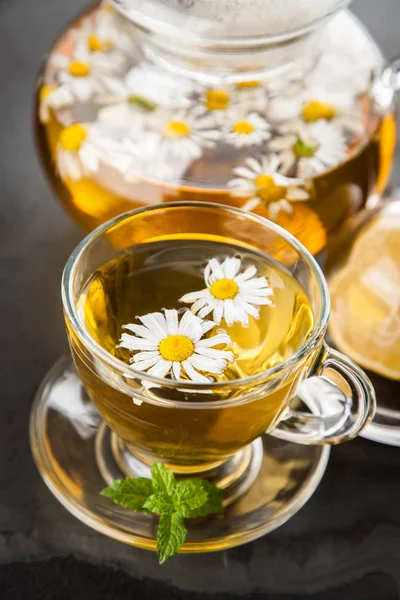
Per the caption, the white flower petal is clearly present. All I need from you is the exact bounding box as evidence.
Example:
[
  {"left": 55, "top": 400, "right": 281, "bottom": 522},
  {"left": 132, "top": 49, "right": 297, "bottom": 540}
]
[
  {"left": 180, "top": 289, "right": 209, "bottom": 303},
  {"left": 194, "top": 347, "right": 234, "bottom": 361},
  {"left": 200, "top": 319, "right": 216, "bottom": 334},
  {"left": 196, "top": 333, "right": 232, "bottom": 348},
  {"left": 133, "top": 350, "right": 160, "bottom": 362},
  {"left": 242, "top": 197, "right": 261, "bottom": 212},
  {"left": 222, "top": 257, "right": 241, "bottom": 279},
  {"left": 178, "top": 310, "right": 203, "bottom": 341},
  {"left": 120, "top": 334, "right": 158, "bottom": 351},
  {"left": 181, "top": 360, "right": 211, "bottom": 383},
  {"left": 188, "top": 354, "right": 227, "bottom": 375},
  {"left": 246, "top": 157, "right": 263, "bottom": 172},
  {"left": 165, "top": 309, "right": 179, "bottom": 335},
  {"left": 234, "top": 265, "right": 257, "bottom": 282},
  {"left": 232, "top": 167, "right": 257, "bottom": 180},
  {"left": 223, "top": 299, "right": 236, "bottom": 326},
  {"left": 198, "top": 301, "right": 216, "bottom": 319},
  {"left": 132, "top": 355, "right": 160, "bottom": 370},
  {"left": 243, "top": 295, "right": 274, "bottom": 305},
  {"left": 139, "top": 312, "right": 168, "bottom": 338},
  {"left": 147, "top": 359, "right": 172, "bottom": 378},
  {"left": 172, "top": 361, "right": 181, "bottom": 380},
  {"left": 123, "top": 323, "right": 160, "bottom": 341},
  {"left": 205, "top": 258, "right": 224, "bottom": 282},
  {"left": 79, "top": 143, "right": 99, "bottom": 173},
  {"left": 286, "top": 187, "right": 309, "bottom": 201},
  {"left": 213, "top": 302, "right": 224, "bottom": 324},
  {"left": 235, "top": 297, "right": 259, "bottom": 319},
  {"left": 242, "top": 277, "right": 271, "bottom": 290},
  {"left": 190, "top": 296, "right": 211, "bottom": 313}
]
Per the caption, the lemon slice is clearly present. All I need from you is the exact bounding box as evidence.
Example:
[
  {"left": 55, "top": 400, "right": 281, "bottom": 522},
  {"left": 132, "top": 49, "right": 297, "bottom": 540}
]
[{"left": 329, "top": 211, "right": 400, "bottom": 380}]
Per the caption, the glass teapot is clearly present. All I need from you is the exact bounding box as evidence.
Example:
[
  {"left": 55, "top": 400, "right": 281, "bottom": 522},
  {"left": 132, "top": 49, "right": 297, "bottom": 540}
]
[{"left": 35, "top": 0, "right": 397, "bottom": 255}]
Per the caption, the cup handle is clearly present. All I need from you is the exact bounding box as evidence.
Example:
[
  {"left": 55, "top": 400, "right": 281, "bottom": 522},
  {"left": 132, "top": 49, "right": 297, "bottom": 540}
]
[{"left": 270, "top": 343, "right": 376, "bottom": 445}]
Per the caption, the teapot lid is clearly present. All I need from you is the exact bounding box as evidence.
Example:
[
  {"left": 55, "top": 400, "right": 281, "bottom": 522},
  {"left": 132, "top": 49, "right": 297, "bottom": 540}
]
[{"left": 111, "top": 0, "right": 351, "bottom": 42}]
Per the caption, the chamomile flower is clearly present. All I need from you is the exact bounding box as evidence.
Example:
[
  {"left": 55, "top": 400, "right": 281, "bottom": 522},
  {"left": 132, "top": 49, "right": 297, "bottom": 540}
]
[
  {"left": 180, "top": 257, "right": 274, "bottom": 327},
  {"left": 223, "top": 113, "right": 271, "bottom": 147},
  {"left": 72, "top": 8, "right": 132, "bottom": 55},
  {"left": 51, "top": 39, "right": 124, "bottom": 102},
  {"left": 267, "top": 90, "right": 363, "bottom": 137},
  {"left": 196, "top": 85, "right": 268, "bottom": 125},
  {"left": 56, "top": 123, "right": 104, "bottom": 181},
  {"left": 38, "top": 85, "right": 74, "bottom": 124},
  {"left": 97, "top": 65, "right": 195, "bottom": 130},
  {"left": 107, "top": 133, "right": 176, "bottom": 182},
  {"left": 124, "top": 65, "right": 195, "bottom": 109},
  {"left": 229, "top": 155, "right": 309, "bottom": 220},
  {"left": 235, "top": 80, "right": 269, "bottom": 113},
  {"left": 119, "top": 310, "right": 234, "bottom": 383},
  {"left": 148, "top": 108, "right": 220, "bottom": 162},
  {"left": 269, "top": 120, "right": 347, "bottom": 178}
]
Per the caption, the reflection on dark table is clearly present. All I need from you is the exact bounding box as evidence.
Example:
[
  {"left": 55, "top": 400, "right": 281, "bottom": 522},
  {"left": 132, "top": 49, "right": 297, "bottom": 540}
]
[{"left": 0, "top": 0, "right": 400, "bottom": 598}]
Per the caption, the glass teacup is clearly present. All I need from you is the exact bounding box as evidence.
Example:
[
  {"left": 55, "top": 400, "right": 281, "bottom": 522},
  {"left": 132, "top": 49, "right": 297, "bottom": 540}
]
[{"left": 62, "top": 201, "right": 375, "bottom": 487}]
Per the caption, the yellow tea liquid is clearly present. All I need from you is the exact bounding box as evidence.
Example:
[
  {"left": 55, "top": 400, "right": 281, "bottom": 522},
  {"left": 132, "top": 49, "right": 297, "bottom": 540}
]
[
  {"left": 69, "top": 239, "right": 316, "bottom": 465},
  {"left": 35, "top": 5, "right": 396, "bottom": 257}
]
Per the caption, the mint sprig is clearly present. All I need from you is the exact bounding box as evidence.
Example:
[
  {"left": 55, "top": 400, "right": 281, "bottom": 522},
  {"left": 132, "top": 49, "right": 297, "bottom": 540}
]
[{"left": 100, "top": 462, "right": 223, "bottom": 563}]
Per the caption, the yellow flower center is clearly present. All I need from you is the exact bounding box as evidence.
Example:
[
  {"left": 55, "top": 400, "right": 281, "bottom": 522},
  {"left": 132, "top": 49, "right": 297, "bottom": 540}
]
[
  {"left": 88, "top": 35, "right": 103, "bottom": 52},
  {"left": 302, "top": 100, "right": 336, "bottom": 122},
  {"left": 87, "top": 35, "right": 114, "bottom": 52},
  {"left": 163, "top": 120, "right": 191, "bottom": 138},
  {"left": 236, "top": 80, "right": 261, "bottom": 89},
  {"left": 210, "top": 278, "right": 239, "bottom": 300},
  {"left": 39, "top": 85, "right": 56, "bottom": 101},
  {"left": 159, "top": 334, "right": 194, "bottom": 362},
  {"left": 233, "top": 120, "right": 255, "bottom": 135},
  {"left": 59, "top": 124, "right": 87, "bottom": 151},
  {"left": 206, "top": 90, "right": 230, "bottom": 111},
  {"left": 68, "top": 61, "right": 91, "bottom": 77},
  {"left": 254, "top": 174, "right": 286, "bottom": 203}
]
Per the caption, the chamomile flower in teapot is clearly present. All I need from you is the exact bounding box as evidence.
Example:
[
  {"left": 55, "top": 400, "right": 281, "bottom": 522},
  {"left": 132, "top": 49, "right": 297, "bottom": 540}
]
[{"left": 36, "top": 0, "right": 396, "bottom": 255}]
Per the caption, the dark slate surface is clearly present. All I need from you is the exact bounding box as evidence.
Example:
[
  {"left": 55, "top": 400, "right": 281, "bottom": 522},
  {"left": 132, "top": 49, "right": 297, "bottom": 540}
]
[{"left": 1, "top": 0, "right": 400, "bottom": 597}]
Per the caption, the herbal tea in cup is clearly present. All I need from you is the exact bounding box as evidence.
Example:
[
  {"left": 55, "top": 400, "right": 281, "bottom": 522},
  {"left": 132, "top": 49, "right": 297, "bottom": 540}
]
[{"left": 63, "top": 202, "right": 375, "bottom": 476}]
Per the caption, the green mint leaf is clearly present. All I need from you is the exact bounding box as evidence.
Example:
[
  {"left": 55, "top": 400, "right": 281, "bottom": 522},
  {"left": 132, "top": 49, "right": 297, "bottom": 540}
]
[
  {"left": 157, "top": 513, "right": 187, "bottom": 564},
  {"left": 100, "top": 478, "right": 153, "bottom": 512},
  {"left": 151, "top": 462, "right": 175, "bottom": 496},
  {"left": 183, "top": 479, "right": 224, "bottom": 518},
  {"left": 172, "top": 480, "right": 208, "bottom": 516},
  {"left": 143, "top": 492, "right": 174, "bottom": 515}
]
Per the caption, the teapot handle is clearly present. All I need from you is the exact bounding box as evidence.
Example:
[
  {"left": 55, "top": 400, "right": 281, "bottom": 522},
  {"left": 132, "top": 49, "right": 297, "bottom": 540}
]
[{"left": 371, "top": 57, "right": 400, "bottom": 109}]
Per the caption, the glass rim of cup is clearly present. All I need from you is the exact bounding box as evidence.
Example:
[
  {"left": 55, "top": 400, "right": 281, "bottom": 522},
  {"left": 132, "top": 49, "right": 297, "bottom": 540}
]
[{"left": 62, "top": 201, "right": 330, "bottom": 395}]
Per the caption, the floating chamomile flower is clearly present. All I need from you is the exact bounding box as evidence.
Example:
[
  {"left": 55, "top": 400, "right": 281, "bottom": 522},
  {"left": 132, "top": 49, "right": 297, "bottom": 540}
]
[
  {"left": 119, "top": 310, "right": 234, "bottom": 383},
  {"left": 97, "top": 65, "right": 195, "bottom": 130},
  {"left": 229, "top": 155, "right": 309, "bottom": 221},
  {"left": 148, "top": 108, "right": 221, "bottom": 162},
  {"left": 107, "top": 134, "right": 176, "bottom": 182},
  {"left": 223, "top": 113, "right": 271, "bottom": 148},
  {"left": 56, "top": 123, "right": 104, "bottom": 181},
  {"left": 51, "top": 39, "right": 124, "bottom": 102},
  {"left": 269, "top": 120, "right": 347, "bottom": 178},
  {"left": 268, "top": 90, "right": 363, "bottom": 137},
  {"left": 180, "top": 257, "right": 274, "bottom": 327},
  {"left": 39, "top": 85, "right": 74, "bottom": 124},
  {"left": 125, "top": 65, "right": 195, "bottom": 109},
  {"left": 72, "top": 8, "right": 132, "bottom": 55},
  {"left": 235, "top": 80, "right": 269, "bottom": 113}
]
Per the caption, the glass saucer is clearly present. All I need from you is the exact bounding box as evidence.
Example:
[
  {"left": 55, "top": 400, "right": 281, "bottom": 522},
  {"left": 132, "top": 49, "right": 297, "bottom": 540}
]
[{"left": 30, "top": 356, "right": 330, "bottom": 553}]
